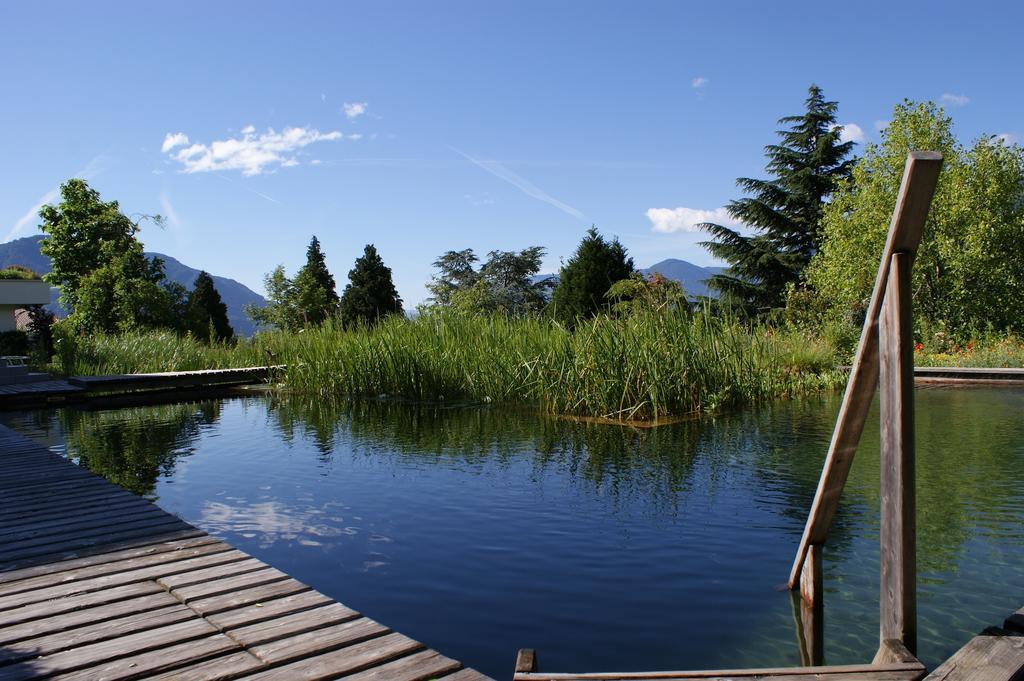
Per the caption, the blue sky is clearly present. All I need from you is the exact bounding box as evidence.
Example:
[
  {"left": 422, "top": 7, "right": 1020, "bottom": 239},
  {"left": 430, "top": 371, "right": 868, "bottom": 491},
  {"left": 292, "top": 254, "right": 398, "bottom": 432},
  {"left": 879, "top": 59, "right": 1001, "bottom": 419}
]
[{"left": 2, "top": 1, "right": 1020, "bottom": 305}]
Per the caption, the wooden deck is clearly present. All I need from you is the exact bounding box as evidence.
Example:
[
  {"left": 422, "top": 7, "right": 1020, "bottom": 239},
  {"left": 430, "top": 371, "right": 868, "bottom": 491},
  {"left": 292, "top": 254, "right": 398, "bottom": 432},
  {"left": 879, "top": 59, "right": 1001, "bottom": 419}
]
[
  {"left": 0, "top": 367, "right": 283, "bottom": 410},
  {"left": 0, "top": 424, "right": 491, "bottom": 680}
]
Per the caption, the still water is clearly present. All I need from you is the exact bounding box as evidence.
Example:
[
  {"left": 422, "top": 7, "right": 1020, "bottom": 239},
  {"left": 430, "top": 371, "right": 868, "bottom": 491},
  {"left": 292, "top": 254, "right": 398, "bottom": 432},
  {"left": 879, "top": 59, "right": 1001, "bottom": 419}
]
[{"left": 3, "top": 386, "right": 1022, "bottom": 678}]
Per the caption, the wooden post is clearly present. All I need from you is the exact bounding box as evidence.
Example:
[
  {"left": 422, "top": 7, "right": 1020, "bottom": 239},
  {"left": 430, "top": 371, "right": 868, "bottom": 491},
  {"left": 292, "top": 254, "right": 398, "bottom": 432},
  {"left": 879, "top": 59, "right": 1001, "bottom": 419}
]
[
  {"left": 515, "top": 649, "right": 538, "bottom": 674},
  {"left": 878, "top": 252, "right": 917, "bottom": 654},
  {"left": 788, "top": 151, "right": 942, "bottom": 592},
  {"left": 795, "top": 543, "right": 824, "bottom": 665}
]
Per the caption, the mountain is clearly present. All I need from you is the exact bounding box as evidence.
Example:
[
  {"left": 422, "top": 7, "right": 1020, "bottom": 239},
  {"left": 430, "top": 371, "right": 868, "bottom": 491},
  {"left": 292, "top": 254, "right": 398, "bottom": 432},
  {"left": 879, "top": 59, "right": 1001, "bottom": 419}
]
[
  {"left": 0, "top": 235, "right": 265, "bottom": 336},
  {"left": 534, "top": 259, "right": 725, "bottom": 299},
  {"left": 640, "top": 259, "right": 725, "bottom": 299}
]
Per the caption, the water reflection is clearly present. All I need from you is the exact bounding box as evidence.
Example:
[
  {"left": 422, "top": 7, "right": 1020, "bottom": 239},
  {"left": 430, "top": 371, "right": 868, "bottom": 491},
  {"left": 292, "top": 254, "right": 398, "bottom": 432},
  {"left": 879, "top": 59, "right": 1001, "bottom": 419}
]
[{"left": 2, "top": 387, "right": 1022, "bottom": 676}]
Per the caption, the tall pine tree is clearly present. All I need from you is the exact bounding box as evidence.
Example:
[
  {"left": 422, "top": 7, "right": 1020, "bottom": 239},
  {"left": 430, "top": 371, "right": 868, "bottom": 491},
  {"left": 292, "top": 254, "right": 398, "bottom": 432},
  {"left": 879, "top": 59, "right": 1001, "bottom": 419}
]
[
  {"left": 551, "top": 227, "right": 635, "bottom": 323},
  {"left": 339, "top": 244, "right": 403, "bottom": 327},
  {"left": 187, "top": 271, "right": 234, "bottom": 342},
  {"left": 293, "top": 236, "right": 340, "bottom": 325},
  {"left": 699, "top": 84, "right": 854, "bottom": 312}
]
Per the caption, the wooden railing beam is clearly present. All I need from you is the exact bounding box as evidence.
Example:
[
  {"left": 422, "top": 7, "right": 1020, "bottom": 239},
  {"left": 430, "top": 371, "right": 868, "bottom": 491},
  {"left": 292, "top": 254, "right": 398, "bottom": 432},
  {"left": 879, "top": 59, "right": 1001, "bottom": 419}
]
[
  {"left": 879, "top": 251, "right": 917, "bottom": 653},
  {"left": 788, "top": 151, "right": 942, "bottom": 590}
]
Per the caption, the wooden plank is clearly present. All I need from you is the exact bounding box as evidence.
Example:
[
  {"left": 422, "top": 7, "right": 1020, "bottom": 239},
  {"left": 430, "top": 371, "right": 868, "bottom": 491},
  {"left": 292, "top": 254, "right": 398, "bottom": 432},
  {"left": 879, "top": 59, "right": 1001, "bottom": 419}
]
[
  {"left": 0, "top": 498, "right": 154, "bottom": 532},
  {"left": 156, "top": 556, "right": 268, "bottom": 590},
  {"left": 514, "top": 673, "right": 923, "bottom": 681},
  {"left": 49, "top": 634, "right": 245, "bottom": 681},
  {"left": 0, "top": 504, "right": 169, "bottom": 544},
  {"left": 0, "top": 618, "right": 220, "bottom": 679},
  {"left": 879, "top": 253, "right": 917, "bottom": 654},
  {"left": 0, "top": 603, "right": 195, "bottom": 665},
  {"left": 0, "top": 518, "right": 196, "bottom": 569},
  {"left": 247, "top": 616, "right": 390, "bottom": 664},
  {"left": 0, "top": 549, "right": 248, "bottom": 611},
  {"left": 0, "top": 540, "right": 231, "bottom": 597},
  {"left": 923, "top": 627, "right": 1024, "bottom": 680},
  {"left": 169, "top": 566, "right": 291, "bottom": 603},
  {"left": 0, "top": 530, "right": 209, "bottom": 584},
  {"left": 342, "top": 649, "right": 462, "bottom": 680},
  {"left": 242, "top": 631, "right": 424, "bottom": 680},
  {"left": 514, "top": 667, "right": 926, "bottom": 680},
  {"left": 187, "top": 579, "right": 311, "bottom": 616},
  {"left": 0, "top": 581, "right": 165, "bottom": 627},
  {"left": 0, "top": 514, "right": 188, "bottom": 557},
  {"left": 0, "top": 487, "right": 142, "bottom": 519},
  {"left": 206, "top": 589, "right": 337, "bottom": 630},
  {"left": 225, "top": 602, "right": 361, "bottom": 647},
  {"left": 789, "top": 151, "right": 942, "bottom": 588},
  {"left": 141, "top": 650, "right": 265, "bottom": 680},
  {"left": 517, "top": 649, "right": 540, "bottom": 673},
  {"left": 0, "top": 591, "right": 180, "bottom": 645},
  {"left": 512, "top": 662, "right": 927, "bottom": 680}
]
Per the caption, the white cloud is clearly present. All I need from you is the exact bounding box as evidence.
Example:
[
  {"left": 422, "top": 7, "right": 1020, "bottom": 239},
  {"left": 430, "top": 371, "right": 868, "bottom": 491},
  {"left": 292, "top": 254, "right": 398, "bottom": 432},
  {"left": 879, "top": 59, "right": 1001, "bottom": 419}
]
[
  {"left": 837, "top": 122, "right": 865, "bottom": 144},
  {"left": 163, "top": 126, "right": 344, "bottom": 175},
  {"left": 348, "top": 133, "right": 363, "bottom": 141},
  {"left": 691, "top": 76, "right": 709, "bottom": 89},
  {"left": 452, "top": 147, "right": 583, "bottom": 219},
  {"left": 875, "top": 119, "right": 889, "bottom": 132},
  {"left": 941, "top": 93, "right": 969, "bottom": 107},
  {"left": 343, "top": 101, "right": 368, "bottom": 120},
  {"left": 161, "top": 132, "right": 189, "bottom": 153},
  {"left": 995, "top": 132, "right": 1019, "bottom": 145},
  {"left": 646, "top": 206, "right": 741, "bottom": 234}
]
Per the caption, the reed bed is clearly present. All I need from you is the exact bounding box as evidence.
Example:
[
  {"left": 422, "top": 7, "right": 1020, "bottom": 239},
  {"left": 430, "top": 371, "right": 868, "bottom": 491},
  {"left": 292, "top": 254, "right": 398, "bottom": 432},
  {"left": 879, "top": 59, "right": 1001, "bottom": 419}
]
[{"left": 59, "top": 310, "right": 841, "bottom": 422}]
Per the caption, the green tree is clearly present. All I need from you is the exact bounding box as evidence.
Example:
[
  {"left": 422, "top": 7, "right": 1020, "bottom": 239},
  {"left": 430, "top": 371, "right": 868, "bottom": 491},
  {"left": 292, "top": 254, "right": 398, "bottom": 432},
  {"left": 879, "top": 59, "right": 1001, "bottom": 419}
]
[
  {"left": 339, "top": 244, "right": 403, "bottom": 327},
  {"left": 247, "top": 265, "right": 299, "bottom": 331},
  {"left": 38, "top": 179, "right": 176, "bottom": 333},
  {"left": 187, "top": 271, "right": 234, "bottom": 342},
  {"left": 479, "top": 246, "right": 550, "bottom": 313},
  {"left": 700, "top": 85, "right": 854, "bottom": 312},
  {"left": 426, "top": 249, "right": 481, "bottom": 306},
  {"left": 551, "top": 227, "right": 635, "bottom": 322},
  {"left": 804, "top": 100, "right": 1024, "bottom": 342},
  {"left": 606, "top": 272, "right": 687, "bottom": 316},
  {"left": 71, "top": 242, "right": 174, "bottom": 333},
  {"left": 292, "top": 236, "right": 339, "bottom": 325},
  {"left": 426, "top": 247, "right": 550, "bottom": 314}
]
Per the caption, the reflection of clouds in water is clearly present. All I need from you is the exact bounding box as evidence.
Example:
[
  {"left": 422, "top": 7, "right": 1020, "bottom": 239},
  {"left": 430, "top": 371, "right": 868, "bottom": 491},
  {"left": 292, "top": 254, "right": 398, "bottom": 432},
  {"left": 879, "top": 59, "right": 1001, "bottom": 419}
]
[{"left": 200, "top": 499, "right": 374, "bottom": 549}]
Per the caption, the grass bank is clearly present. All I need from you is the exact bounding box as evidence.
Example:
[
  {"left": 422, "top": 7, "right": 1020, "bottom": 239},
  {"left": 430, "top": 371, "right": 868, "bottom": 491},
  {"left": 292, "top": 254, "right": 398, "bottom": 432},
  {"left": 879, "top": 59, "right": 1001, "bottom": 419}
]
[{"left": 55, "top": 309, "right": 843, "bottom": 422}]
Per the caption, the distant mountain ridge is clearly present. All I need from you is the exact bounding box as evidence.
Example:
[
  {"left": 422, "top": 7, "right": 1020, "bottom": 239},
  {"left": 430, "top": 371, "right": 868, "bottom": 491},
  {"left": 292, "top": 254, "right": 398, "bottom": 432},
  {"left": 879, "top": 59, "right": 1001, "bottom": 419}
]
[
  {"left": 640, "top": 259, "right": 725, "bottom": 298},
  {"left": 535, "top": 258, "right": 725, "bottom": 299},
  {"left": 0, "top": 235, "right": 265, "bottom": 336}
]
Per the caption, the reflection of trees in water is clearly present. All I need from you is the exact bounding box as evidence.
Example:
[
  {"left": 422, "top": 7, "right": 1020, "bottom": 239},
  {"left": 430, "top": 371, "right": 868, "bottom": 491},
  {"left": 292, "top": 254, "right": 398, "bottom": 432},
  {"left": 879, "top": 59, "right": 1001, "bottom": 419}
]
[
  {"left": 745, "top": 388, "right": 1024, "bottom": 577},
  {"left": 265, "top": 395, "right": 711, "bottom": 515},
  {"left": 60, "top": 401, "right": 222, "bottom": 497}
]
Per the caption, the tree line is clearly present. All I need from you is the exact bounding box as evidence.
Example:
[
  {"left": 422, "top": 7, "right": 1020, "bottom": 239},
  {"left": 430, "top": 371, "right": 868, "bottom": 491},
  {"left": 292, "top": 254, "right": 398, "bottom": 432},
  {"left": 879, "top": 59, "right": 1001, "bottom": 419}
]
[{"left": 27, "top": 84, "right": 1024, "bottom": 350}]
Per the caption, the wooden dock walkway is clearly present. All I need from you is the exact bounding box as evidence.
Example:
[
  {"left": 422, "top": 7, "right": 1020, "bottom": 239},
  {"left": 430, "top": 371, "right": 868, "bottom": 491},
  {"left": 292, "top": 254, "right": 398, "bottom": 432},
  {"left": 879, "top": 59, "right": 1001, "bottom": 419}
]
[
  {"left": 0, "top": 424, "right": 491, "bottom": 680},
  {"left": 0, "top": 366, "right": 284, "bottom": 410}
]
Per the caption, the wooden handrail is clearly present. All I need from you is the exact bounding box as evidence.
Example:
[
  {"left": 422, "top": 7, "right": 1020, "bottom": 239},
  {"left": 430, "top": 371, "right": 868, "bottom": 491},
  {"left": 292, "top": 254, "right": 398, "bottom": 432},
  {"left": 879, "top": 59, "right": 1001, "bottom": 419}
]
[{"left": 788, "top": 151, "right": 943, "bottom": 589}]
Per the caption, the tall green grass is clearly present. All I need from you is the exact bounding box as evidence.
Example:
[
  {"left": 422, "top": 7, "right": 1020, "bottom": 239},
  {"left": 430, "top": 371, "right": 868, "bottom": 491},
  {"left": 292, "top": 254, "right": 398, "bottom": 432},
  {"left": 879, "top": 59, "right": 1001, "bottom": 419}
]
[
  {"left": 281, "top": 310, "right": 840, "bottom": 420},
  {"left": 57, "top": 309, "right": 841, "bottom": 422},
  {"left": 56, "top": 307, "right": 839, "bottom": 419},
  {"left": 53, "top": 329, "right": 271, "bottom": 375}
]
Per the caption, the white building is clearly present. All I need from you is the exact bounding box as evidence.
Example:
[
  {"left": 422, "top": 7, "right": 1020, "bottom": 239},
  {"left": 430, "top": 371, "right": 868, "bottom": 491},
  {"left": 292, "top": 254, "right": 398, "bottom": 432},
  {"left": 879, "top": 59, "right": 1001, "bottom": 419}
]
[{"left": 0, "top": 279, "right": 52, "bottom": 332}]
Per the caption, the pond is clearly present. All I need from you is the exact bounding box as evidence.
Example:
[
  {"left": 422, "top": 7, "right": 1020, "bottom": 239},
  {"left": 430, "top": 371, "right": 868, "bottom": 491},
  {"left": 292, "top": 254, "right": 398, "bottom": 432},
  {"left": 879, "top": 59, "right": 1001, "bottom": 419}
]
[{"left": 3, "top": 385, "right": 1023, "bottom": 678}]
